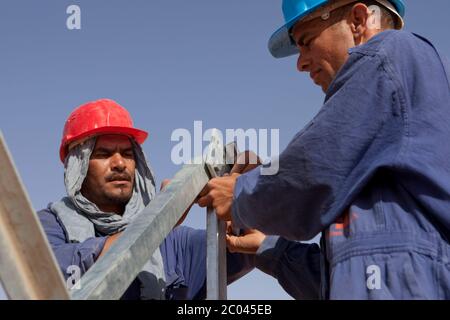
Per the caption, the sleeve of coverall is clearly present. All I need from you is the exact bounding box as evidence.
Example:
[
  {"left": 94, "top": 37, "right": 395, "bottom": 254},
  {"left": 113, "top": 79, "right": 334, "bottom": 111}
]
[
  {"left": 255, "top": 236, "right": 321, "bottom": 300},
  {"left": 38, "top": 209, "right": 107, "bottom": 279},
  {"left": 232, "top": 52, "right": 403, "bottom": 240}
]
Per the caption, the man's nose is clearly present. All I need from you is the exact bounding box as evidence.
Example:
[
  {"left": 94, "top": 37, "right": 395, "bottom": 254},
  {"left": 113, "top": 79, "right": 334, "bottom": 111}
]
[
  {"left": 110, "top": 152, "right": 126, "bottom": 171},
  {"left": 297, "top": 52, "right": 311, "bottom": 73}
]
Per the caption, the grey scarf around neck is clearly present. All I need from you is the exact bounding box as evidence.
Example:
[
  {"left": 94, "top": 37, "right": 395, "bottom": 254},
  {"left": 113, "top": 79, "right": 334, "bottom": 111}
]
[{"left": 50, "top": 137, "right": 166, "bottom": 300}]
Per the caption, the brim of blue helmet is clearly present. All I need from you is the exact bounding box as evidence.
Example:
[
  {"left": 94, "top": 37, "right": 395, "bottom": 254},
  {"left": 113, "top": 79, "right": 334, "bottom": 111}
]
[
  {"left": 268, "top": 24, "right": 299, "bottom": 59},
  {"left": 268, "top": 6, "right": 324, "bottom": 59}
]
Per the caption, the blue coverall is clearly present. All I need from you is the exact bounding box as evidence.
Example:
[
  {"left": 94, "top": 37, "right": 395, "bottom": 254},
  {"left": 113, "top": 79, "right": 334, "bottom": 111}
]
[{"left": 232, "top": 30, "right": 450, "bottom": 299}]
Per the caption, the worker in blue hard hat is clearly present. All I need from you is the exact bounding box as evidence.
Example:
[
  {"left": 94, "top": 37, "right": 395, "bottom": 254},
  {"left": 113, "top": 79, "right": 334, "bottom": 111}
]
[
  {"left": 199, "top": 0, "right": 450, "bottom": 299},
  {"left": 269, "top": 0, "right": 405, "bottom": 93}
]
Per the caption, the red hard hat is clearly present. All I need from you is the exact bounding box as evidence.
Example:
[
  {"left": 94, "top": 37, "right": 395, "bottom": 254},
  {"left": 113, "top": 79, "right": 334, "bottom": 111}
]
[{"left": 59, "top": 99, "right": 148, "bottom": 162}]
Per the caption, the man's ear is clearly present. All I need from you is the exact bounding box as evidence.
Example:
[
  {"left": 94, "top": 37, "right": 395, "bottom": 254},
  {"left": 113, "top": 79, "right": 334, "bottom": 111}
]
[{"left": 349, "top": 3, "right": 370, "bottom": 43}]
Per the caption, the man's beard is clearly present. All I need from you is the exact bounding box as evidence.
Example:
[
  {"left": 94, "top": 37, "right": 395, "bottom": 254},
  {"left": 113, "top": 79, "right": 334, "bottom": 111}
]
[
  {"left": 102, "top": 188, "right": 133, "bottom": 206},
  {"left": 102, "top": 171, "right": 134, "bottom": 206}
]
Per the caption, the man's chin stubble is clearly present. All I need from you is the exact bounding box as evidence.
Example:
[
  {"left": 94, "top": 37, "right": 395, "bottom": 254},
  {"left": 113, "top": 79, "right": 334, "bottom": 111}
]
[{"left": 104, "top": 190, "right": 133, "bottom": 206}]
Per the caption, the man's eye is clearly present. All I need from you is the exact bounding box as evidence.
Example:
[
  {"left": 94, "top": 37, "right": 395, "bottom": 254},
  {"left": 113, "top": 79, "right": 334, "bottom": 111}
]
[{"left": 296, "top": 38, "right": 311, "bottom": 49}]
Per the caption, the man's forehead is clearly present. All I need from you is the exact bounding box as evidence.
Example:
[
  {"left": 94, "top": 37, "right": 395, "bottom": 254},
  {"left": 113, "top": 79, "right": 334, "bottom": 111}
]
[
  {"left": 94, "top": 134, "right": 133, "bottom": 149},
  {"left": 291, "top": 17, "right": 325, "bottom": 41}
]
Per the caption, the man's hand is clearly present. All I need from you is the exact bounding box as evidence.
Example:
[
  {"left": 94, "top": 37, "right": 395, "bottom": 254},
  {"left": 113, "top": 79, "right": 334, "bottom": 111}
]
[
  {"left": 197, "top": 151, "right": 261, "bottom": 221},
  {"left": 99, "top": 232, "right": 122, "bottom": 258},
  {"left": 226, "top": 222, "right": 266, "bottom": 254},
  {"left": 197, "top": 173, "right": 240, "bottom": 221}
]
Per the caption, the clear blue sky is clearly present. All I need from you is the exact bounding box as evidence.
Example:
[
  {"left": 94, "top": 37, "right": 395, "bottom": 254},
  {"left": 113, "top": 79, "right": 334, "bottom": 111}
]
[{"left": 0, "top": 1, "right": 449, "bottom": 300}]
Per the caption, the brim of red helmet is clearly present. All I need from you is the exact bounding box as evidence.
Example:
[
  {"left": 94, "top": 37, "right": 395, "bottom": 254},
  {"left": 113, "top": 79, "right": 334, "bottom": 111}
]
[{"left": 59, "top": 126, "right": 148, "bottom": 163}]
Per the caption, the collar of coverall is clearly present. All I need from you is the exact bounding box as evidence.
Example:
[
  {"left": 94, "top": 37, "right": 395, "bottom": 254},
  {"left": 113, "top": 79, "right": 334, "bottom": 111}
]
[{"left": 297, "top": 0, "right": 404, "bottom": 30}]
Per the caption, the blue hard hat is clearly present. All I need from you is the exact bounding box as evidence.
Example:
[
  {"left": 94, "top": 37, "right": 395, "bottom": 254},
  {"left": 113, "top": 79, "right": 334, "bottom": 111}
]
[{"left": 268, "top": 0, "right": 406, "bottom": 58}]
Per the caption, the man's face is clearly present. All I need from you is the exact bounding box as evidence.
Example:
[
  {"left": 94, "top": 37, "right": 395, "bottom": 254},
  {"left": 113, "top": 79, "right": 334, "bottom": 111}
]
[
  {"left": 291, "top": 15, "right": 355, "bottom": 92},
  {"left": 81, "top": 135, "right": 136, "bottom": 213}
]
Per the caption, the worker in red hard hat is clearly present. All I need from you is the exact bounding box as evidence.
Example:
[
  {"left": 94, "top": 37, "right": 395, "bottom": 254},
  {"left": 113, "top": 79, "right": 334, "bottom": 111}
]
[{"left": 38, "top": 99, "right": 254, "bottom": 300}]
